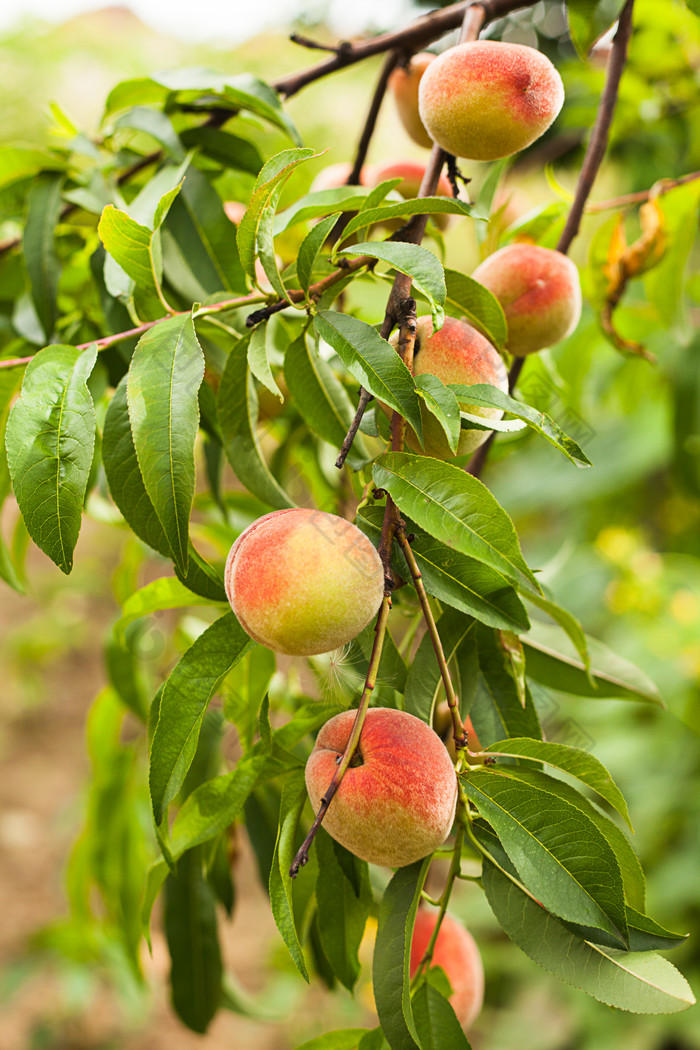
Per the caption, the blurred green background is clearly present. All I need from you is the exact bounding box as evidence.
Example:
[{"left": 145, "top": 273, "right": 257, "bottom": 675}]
[{"left": 0, "top": 1, "right": 698, "bottom": 1048}]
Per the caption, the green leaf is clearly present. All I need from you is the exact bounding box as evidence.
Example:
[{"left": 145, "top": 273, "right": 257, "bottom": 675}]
[
  {"left": 162, "top": 167, "right": 247, "bottom": 296},
  {"left": 6, "top": 344, "right": 96, "bottom": 573},
  {"left": 237, "top": 148, "right": 317, "bottom": 281},
  {"left": 566, "top": 0, "right": 627, "bottom": 59},
  {"left": 179, "top": 126, "right": 263, "bottom": 174},
  {"left": 248, "top": 321, "right": 283, "bottom": 400},
  {"left": 113, "top": 106, "right": 184, "bottom": 160},
  {"left": 314, "top": 311, "right": 423, "bottom": 442},
  {"left": 316, "top": 831, "right": 372, "bottom": 991},
  {"left": 449, "top": 384, "right": 592, "bottom": 467},
  {"left": 284, "top": 331, "right": 366, "bottom": 462},
  {"left": 22, "top": 172, "right": 63, "bottom": 342},
  {"left": 404, "top": 607, "right": 475, "bottom": 723},
  {"left": 339, "top": 242, "right": 446, "bottom": 328},
  {"left": 497, "top": 765, "right": 646, "bottom": 912},
  {"left": 116, "top": 577, "right": 216, "bottom": 638},
  {"left": 149, "top": 612, "right": 254, "bottom": 825},
  {"left": 484, "top": 737, "right": 632, "bottom": 829},
  {"left": 373, "top": 859, "right": 431, "bottom": 1050},
  {"left": 462, "top": 768, "right": 628, "bottom": 943},
  {"left": 98, "top": 205, "right": 161, "bottom": 292},
  {"left": 0, "top": 145, "right": 64, "bottom": 189},
  {"left": 412, "top": 981, "right": 472, "bottom": 1050},
  {"left": 269, "top": 771, "right": 310, "bottom": 981},
  {"left": 521, "top": 589, "right": 589, "bottom": 669},
  {"left": 444, "top": 268, "right": 507, "bottom": 351},
  {"left": 218, "top": 336, "right": 295, "bottom": 509},
  {"left": 127, "top": 313, "right": 205, "bottom": 575},
  {"left": 521, "top": 621, "right": 663, "bottom": 704},
  {"left": 622, "top": 909, "right": 688, "bottom": 952},
  {"left": 483, "top": 861, "right": 695, "bottom": 1013},
  {"left": 372, "top": 452, "right": 538, "bottom": 590},
  {"left": 472, "top": 624, "right": 543, "bottom": 743},
  {"left": 0, "top": 370, "right": 24, "bottom": 593},
  {"left": 340, "top": 197, "right": 474, "bottom": 241},
  {"left": 415, "top": 374, "right": 461, "bottom": 455},
  {"left": 164, "top": 847, "right": 223, "bottom": 1033},
  {"left": 358, "top": 505, "right": 529, "bottom": 633},
  {"left": 297, "top": 213, "right": 338, "bottom": 294},
  {"left": 141, "top": 857, "right": 169, "bottom": 948}
]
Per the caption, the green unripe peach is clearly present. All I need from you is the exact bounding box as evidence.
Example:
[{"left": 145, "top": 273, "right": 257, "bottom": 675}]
[
  {"left": 472, "top": 243, "right": 582, "bottom": 355},
  {"left": 389, "top": 52, "right": 436, "bottom": 149},
  {"left": 410, "top": 910, "right": 484, "bottom": 1029},
  {"left": 418, "top": 41, "right": 564, "bottom": 161},
  {"left": 224, "top": 510, "right": 384, "bottom": 656},
  {"left": 387, "top": 315, "right": 508, "bottom": 458},
  {"left": 305, "top": 707, "right": 457, "bottom": 867}
]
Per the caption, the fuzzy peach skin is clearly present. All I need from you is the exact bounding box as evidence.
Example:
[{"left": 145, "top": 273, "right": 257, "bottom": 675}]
[
  {"left": 305, "top": 708, "right": 457, "bottom": 867},
  {"left": 389, "top": 52, "right": 436, "bottom": 149},
  {"left": 418, "top": 41, "right": 564, "bottom": 161},
  {"left": 472, "top": 243, "right": 582, "bottom": 355},
  {"left": 385, "top": 315, "right": 508, "bottom": 458},
  {"left": 410, "top": 910, "right": 485, "bottom": 1029},
  {"left": 368, "top": 160, "right": 457, "bottom": 231},
  {"left": 225, "top": 510, "right": 384, "bottom": 656}
]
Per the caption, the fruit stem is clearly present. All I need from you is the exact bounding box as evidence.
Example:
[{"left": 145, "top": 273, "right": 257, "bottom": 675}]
[
  {"left": 288, "top": 593, "right": 392, "bottom": 878},
  {"left": 395, "top": 526, "right": 467, "bottom": 751}
]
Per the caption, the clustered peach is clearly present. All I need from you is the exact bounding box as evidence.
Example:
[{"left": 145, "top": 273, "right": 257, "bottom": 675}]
[{"left": 410, "top": 909, "right": 484, "bottom": 1029}]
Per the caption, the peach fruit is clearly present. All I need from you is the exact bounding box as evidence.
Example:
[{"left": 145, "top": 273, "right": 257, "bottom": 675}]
[
  {"left": 472, "top": 243, "right": 582, "bottom": 355},
  {"left": 410, "top": 909, "right": 484, "bottom": 1029},
  {"left": 225, "top": 509, "right": 384, "bottom": 656},
  {"left": 387, "top": 315, "right": 508, "bottom": 458},
  {"left": 305, "top": 707, "right": 457, "bottom": 867},
  {"left": 368, "top": 160, "right": 456, "bottom": 231},
  {"left": 418, "top": 41, "right": 564, "bottom": 161},
  {"left": 389, "top": 52, "right": 436, "bottom": 149}
]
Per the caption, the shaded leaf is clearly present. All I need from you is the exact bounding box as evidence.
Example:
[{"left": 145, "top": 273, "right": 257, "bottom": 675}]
[{"left": 339, "top": 242, "right": 446, "bottom": 328}]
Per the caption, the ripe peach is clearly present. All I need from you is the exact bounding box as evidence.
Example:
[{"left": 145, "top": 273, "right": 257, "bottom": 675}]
[
  {"left": 225, "top": 510, "right": 384, "bottom": 656},
  {"left": 387, "top": 315, "right": 508, "bottom": 458},
  {"left": 472, "top": 243, "right": 582, "bottom": 355},
  {"left": 435, "top": 706, "right": 484, "bottom": 763},
  {"left": 389, "top": 52, "right": 436, "bottom": 149},
  {"left": 305, "top": 707, "right": 457, "bottom": 867},
  {"left": 368, "top": 160, "right": 456, "bottom": 231},
  {"left": 410, "top": 910, "right": 484, "bottom": 1029},
  {"left": 418, "top": 41, "right": 564, "bottom": 161}
]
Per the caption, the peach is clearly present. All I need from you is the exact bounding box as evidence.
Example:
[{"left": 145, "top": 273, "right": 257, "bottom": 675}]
[
  {"left": 389, "top": 52, "right": 436, "bottom": 149},
  {"left": 305, "top": 707, "right": 457, "bottom": 867},
  {"left": 310, "top": 163, "right": 370, "bottom": 193},
  {"left": 368, "top": 160, "right": 456, "bottom": 230},
  {"left": 225, "top": 509, "right": 384, "bottom": 656},
  {"left": 418, "top": 41, "right": 564, "bottom": 161},
  {"left": 387, "top": 315, "right": 508, "bottom": 458},
  {"left": 472, "top": 243, "right": 582, "bottom": 355},
  {"left": 435, "top": 706, "right": 484, "bottom": 763},
  {"left": 410, "top": 910, "right": 484, "bottom": 1029}
]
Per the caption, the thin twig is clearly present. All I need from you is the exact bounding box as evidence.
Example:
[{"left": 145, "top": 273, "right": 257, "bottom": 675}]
[
  {"left": 335, "top": 389, "right": 373, "bottom": 469},
  {"left": 556, "top": 0, "right": 636, "bottom": 255},
  {"left": 289, "top": 593, "right": 392, "bottom": 877},
  {"left": 396, "top": 527, "right": 467, "bottom": 748},
  {"left": 585, "top": 170, "right": 700, "bottom": 212},
  {"left": 289, "top": 33, "right": 353, "bottom": 56}
]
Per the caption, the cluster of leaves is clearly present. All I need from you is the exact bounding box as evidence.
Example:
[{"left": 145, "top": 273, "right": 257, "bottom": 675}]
[{"left": 1, "top": 3, "right": 699, "bottom": 1048}]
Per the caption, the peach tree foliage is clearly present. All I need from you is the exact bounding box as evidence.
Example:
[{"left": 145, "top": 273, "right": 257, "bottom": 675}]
[{"left": 1, "top": 0, "right": 699, "bottom": 1045}]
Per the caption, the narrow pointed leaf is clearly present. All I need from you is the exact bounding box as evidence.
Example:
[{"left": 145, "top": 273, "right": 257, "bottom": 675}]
[
  {"left": 6, "top": 344, "right": 96, "bottom": 573},
  {"left": 373, "top": 859, "right": 430, "bottom": 1050},
  {"left": 315, "top": 311, "right": 423, "bottom": 442},
  {"left": 462, "top": 768, "right": 628, "bottom": 942},
  {"left": 340, "top": 196, "right": 473, "bottom": 241},
  {"left": 149, "top": 612, "right": 254, "bottom": 825},
  {"left": 218, "top": 336, "right": 295, "bottom": 509},
  {"left": 269, "top": 771, "right": 310, "bottom": 981},
  {"left": 23, "top": 172, "right": 64, "bottom": 341},
  {"left": 484, "top": 737, "right": 632, "bottom": 829},
  {"left": 415, "top": 373, "right": 461, "bottom": 454},
  {"left": 444, "top": 268, "right": 507, "bottom": 350},
  {"left": 412, "top": 981, "right": 472, "bottom": 1050},
  {"left": 340, "top": 242, "right": 446, "bottom": 328},
  {"left": 297, "top": 213, "right": 338, "bottom": 293},
  {"left": 127, "top": 313, "right": 205, "bottom": 574},
  {"left": 483, "top": 862, "right": 695, "bottom": 1014},
  {"left": 372, "top": 452, "right": 538, "bottom": 590},
  {"left": 248, "top": 321, "right": 283, "bottom": 399}
]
